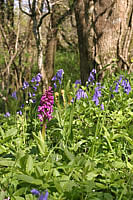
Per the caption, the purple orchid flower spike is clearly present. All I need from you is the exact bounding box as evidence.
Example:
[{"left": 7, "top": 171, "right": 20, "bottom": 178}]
[{"left": 38, "top": 87, "right": 54, "bottom": 122}]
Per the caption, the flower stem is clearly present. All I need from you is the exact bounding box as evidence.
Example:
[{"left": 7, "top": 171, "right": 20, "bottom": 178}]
[{"left": 42, "top": 121, "right": 46, "bottom": 140}]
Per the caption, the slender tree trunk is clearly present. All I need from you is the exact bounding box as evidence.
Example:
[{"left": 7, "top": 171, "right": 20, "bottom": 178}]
[
  {"left": 43, "top": 25, "right": 57, "bottom": 89},
  {"left": 0, "top": 0, "right": 5, "bottom": 26},
  {"left": 74, "top": 0, "right": 89, "bottom": 85}
]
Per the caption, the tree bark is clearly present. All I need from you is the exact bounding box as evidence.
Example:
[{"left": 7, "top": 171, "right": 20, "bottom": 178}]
[
  {"left": 74, "top": 0, "right": 90, "bottom": 85},
  {"left": 94, "top": 0, "right": 133, "bottom": 73},
  {"left": 75, "top": 0, "right": 133, "bottom": 83}
]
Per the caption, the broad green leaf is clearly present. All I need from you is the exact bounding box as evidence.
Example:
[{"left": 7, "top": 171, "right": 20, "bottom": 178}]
[
  {"left": 16, "top": 174, "right": 43, "bottom": 185},
  {"left": 35, "top": 165, "right": 44, "bottom": 177},
  {"left": 13, "top": 188, "right": 26, "bottom": 196},
  {"left": 26, "top": 155, "right": 34, "bottom": 174},
  {"left": 0, "top": 145, "right": 6, "bottom": 154},
  {"left": 54, "top": 180, "right": 63, "bottom": 193},
  {"left": 14, "top": 197, "right": 25, "bottom": 200},
  {"left": 25, "top": 194, "right": 34, "bottom": 200},
  {"left": 112, "top": 161, "right": 125, "bottom": 169},
  {"left": 4, "top": 128, "right": 17, "bottom": 139},
  {"left": 64, "top": 148, "right": 75, "bottom": 161},
  {"left": 33, "top": 132, "right": 47, "bottom": 155},
  {"left": 86, "top": 171, "right": 98, "bottom": 181},
  {"left": 0, "top": 158, "right": 14, "bottom": 166},
  {"left": 127, "top": 161, "right": 133, "bottom": 170},
  {"left": 0, "top": 126, "right": 4, "bottom": 137}
]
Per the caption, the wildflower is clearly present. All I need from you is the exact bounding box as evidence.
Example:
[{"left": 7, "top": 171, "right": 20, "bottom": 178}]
[
  {"left": 22, "top": 81, "right": 29, "bottom": 90},
  {"left": 17, "top": 110, "right": 22, "bottom": 115},
  {"left": 114, "top": 82, "right": 119, "bottom": 93},
  {"left": 76, "top": 88, "right": 88, "bottom": 100},
  {"left": 35, "top": 73, "right": 42, "bottom": 82},
  {"left": 33, "top": 86, "right": 37, "bottom": 91},
  {"left": 21, "top": 104, "right": 24, "bottom": 108},
  {"left": 88, "top": 69, "right": 96, "bottom": 84},
  {"left": 31, "top": 189, "right": 40, "bottom": 196},
  {"left": 101, "top": 103, "right": 104, "bottom": 110},
  {"left": 31, "top": 189, "right": 49, "bottom": 200},
  {"left": 38, "top": 87, "right": 54, "bottom": 122},
  {"left": 74, "top": 80, "right": 81, "bottom": 88},
  {"left": 31, "top": 73, "right": 42, "bottom": 83},
  {"left": 28, "top": 92, "right": 32, "bottom": 97},
  {"left": 11, "top": 91, "right": 17, "bottom": 100},
  {"left": 4, "top": 112, "right": 10, "bottom": 117},
  {"left": 52, "top": 69, "right": 64, "bottom": 88},
  {"left": 113, "top": 76, "right": 131, "bottom": 95},
  {"left": 39, "top": 191, "right": 49, "bottom": 200},
  {"left": 92, "top": 86, "right": 102, "bottom": 106},
  {"left": 121, "top": 79, "right": 131, "bottom": 94}
]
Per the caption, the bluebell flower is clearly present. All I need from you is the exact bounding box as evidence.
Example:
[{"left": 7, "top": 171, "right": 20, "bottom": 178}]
[
  {"left": 17, "top": 110, "right": 22, "bottom": 115},
  {"left": 36, "top": 83, "right": 40, "bottom": 87},
  {"left": 31, "top": 189, "right": 49, "bottom": 200},
  {"left": 88, "top": 69, "right": 96, "bottom": 84},
  {"left": 121, "top": 79, "right": 131, "bottom": 95},
  {"left": 76, "top": 88, "right": 88, "bottom": 100},
  {"left": 31, "top": 189, "right": 40, "bottom": 196},
  {"left": 31, "top": 77, "right": 36, "bottom": 82},
  {"left": 92, "top": 86, "right": 102, "bottom": 106},
  {"left": 74, "top": 80, "right": 81, "bottom": 88},
  {"left": 21, "top": 104, "right": 24, "bottom": 108},
  {"left": 114, "top": 82, "right": 119, "bottom": 93},
  {"left": 56, "top": 69, "right": 64, "bottom": 80},
  {"left": 39, "top": 191, "right": 49, "bottom": 200},
  {"left": 35, "top": 73, "right": 42, "bottom": 82},
  {"left": 101, "top": 103, "right": 104, "bottom": 110},
  {"left": 12, "top": 91, "right": 17, "bottom": 100},
  {"left": 22, "top": 81, "right": 29, "bottom": 90},
  {"left": 52, "top": 69, "right": 64, "bottom": 88},
  {"left": 4, "top": 112, "right": 10, "bottom": 117},
  {"left": 33, "top": 86, "right": 37, "bottom": 91},
  {"left": 28, "top": 92, "right": 32, "bottom": 97}
]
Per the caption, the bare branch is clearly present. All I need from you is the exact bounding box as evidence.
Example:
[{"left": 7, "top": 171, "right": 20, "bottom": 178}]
[
  {"left": 19, "top": 0, "right": 32, "bottom": 17},
  {"left": 37, "top": 0, "right": 51, "bottom": 28},
  {"left": 28, "top": 0, "right": 32, "bottom": 12}
]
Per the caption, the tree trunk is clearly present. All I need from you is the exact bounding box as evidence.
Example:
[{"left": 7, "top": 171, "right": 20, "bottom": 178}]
[
  {"left": 94, "top": 0, "right": 133, "bottom": 73},
  {"left": 74, "top": 0, "right": 90, "bottom": 85},
  {"left": 75, "top": 0, "right": 133, "bottom": 83},
  {"left": 43, "top": 23, "right": 57, "bottom": 90}
]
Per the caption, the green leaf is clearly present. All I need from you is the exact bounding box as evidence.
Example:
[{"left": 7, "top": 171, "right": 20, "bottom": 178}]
[
  {"left": 0, "top": 145, "right": 6, "bottom": 154},
  {"left": 86, "top": 172, "right": 98, "bottom": 181},
  {"left": 26, "top": 155, "right": 34, "bottom": 174},
  {"left": 35, "top": 165, "right": 44, "bottom": 177},
  {"left": 113, "top": 161, "right": 126, "bottom": 169},
  {"left": 13, "top": 188, "right": 26, "bottom": 196},
  {"left": 33, "top": 132, "right": 47, "bottom": 155},
  {"left": 0, "top": 158, "right": 14, "bottom": 166},
  {"left": 0, "top": 127, "right": 4, "bottom": 137},
  {"left": 4, "top": 128, "right": 17, "bottom": 139},
  {"left": 64, "top": 147, "right": 75, "bottom": 161},
  {"left": 14, "top": 197, "right": 25, "bottom": 200},
  {"left": 25, "top": 194, "right": 34, "bottom": 200},
  {"left": 16, "top": 174, "right": 43, "bottom": 185},
  {"left": 54, "top": 180, "right": 63, "bottom": 193}
]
